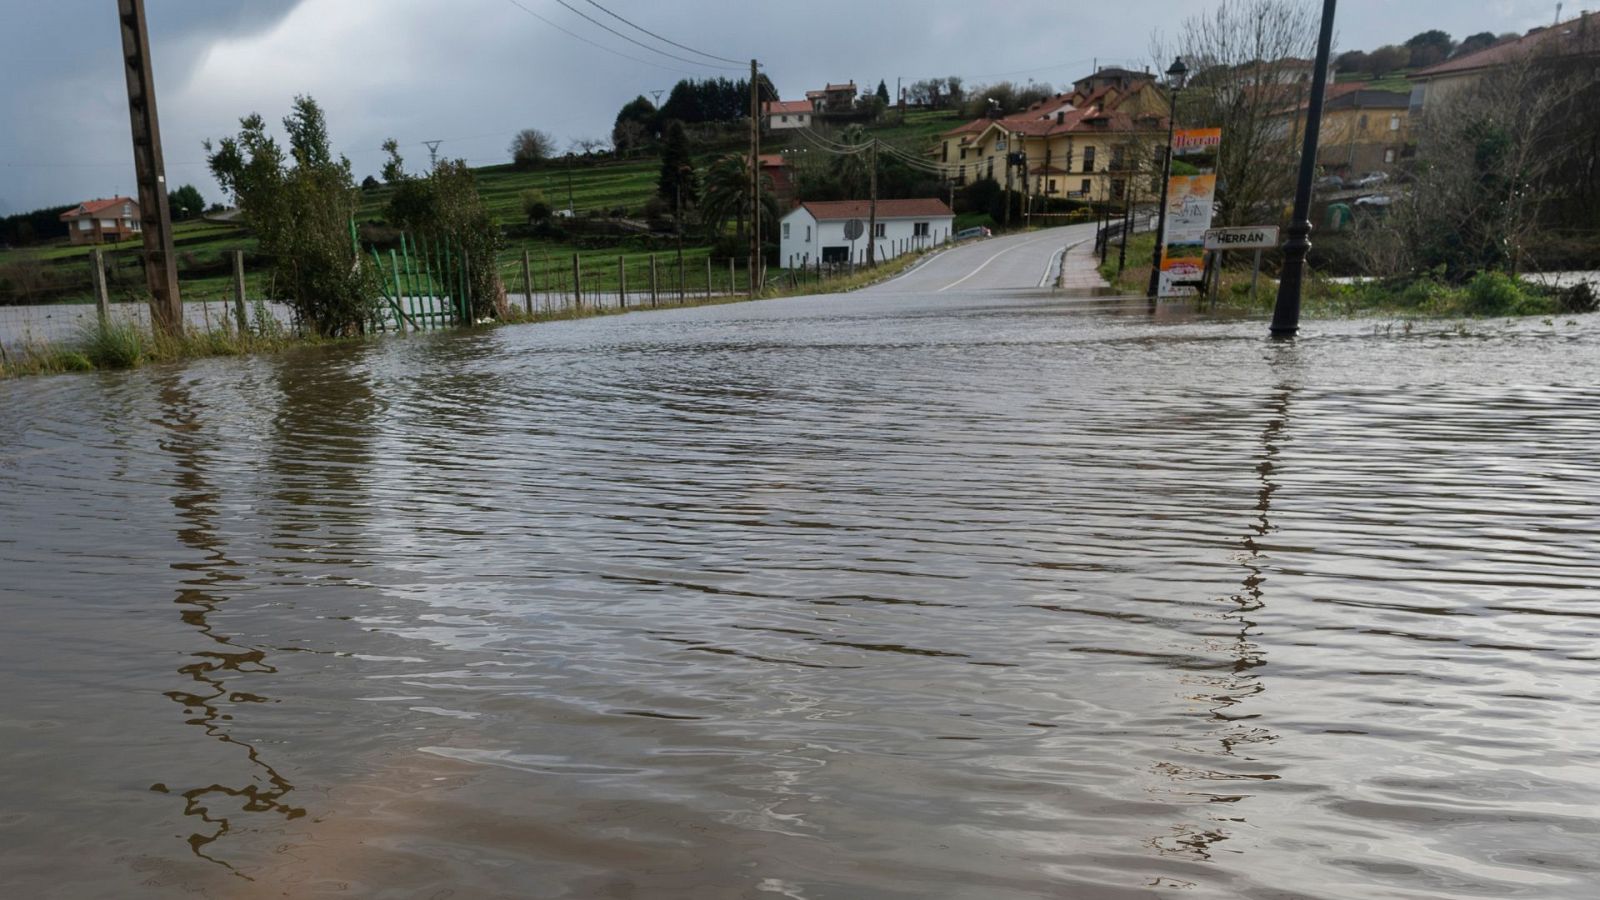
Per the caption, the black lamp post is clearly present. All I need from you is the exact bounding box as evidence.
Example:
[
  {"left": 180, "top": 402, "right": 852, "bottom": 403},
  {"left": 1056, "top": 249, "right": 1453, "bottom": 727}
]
[
  {"left": 1271, "top": 0, "right": 1339, "bottom": 337},
  {"left": 1146, "top": 57, "right": 1188, "bottom": 300}
]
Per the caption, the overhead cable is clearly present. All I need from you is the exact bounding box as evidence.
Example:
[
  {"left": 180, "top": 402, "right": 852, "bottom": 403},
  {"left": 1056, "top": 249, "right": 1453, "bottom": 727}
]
[{"left": 582, "top": 0, "right": 747, "bottom": 66}]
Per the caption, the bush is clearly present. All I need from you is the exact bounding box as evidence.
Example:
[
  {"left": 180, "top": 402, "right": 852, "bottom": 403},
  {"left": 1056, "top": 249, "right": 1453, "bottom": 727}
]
[
  {"left": 1558, "top": 282, "right": 1597, "bottom": 314},
  {"left": 520, "top": 189, "right": 553, "bottom": 224},
  {"left": 1463, "top": 271, "right": 1555, "bottom": 316},
  {"left": 80, "top": 319, "right": 145, "bottom": 369}
]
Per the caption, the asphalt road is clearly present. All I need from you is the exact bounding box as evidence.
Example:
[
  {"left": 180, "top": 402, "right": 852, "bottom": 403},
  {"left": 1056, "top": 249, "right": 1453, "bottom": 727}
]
[{"left": 862, "top": 223, "right": 1099, "bottom": 295}]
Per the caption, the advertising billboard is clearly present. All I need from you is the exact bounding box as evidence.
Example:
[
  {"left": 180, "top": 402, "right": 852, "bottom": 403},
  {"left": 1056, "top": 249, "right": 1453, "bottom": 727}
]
[{"left": 1158, "top": 174, "right": 1217, "bottom": 297}]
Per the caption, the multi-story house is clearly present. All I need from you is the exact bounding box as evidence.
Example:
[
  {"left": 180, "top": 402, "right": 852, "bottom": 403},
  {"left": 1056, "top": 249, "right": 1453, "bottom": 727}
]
[
  {"left": 59, "top": 197, "right": 141, "bottom": 246},
  {"left": 935, "top": 81, "right": 1170, "bottom": 203}
]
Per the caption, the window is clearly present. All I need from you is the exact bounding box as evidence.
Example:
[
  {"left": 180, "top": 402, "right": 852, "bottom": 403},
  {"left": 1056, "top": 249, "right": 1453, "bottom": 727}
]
[
  {"left": 1081, "top": 178, "right": 1091, "bottom": 195},
  {"left": 783, "top": 222, "right": 791, "bottom": 239},
  {"left": 958, "top": 164, "right": 966, "bottom": 185},
  {"left": 874, "top": 223, "right": 886, "bottom": 238},
  {"left": 1384, "top": 148, "right": 1397, "bottom": 164},
  {"left": 1081, "top": 146, "right": 1096, "bottom": 173},
  {"left": 805, "top": 225, "right": 811, "bottom": 241},
  {"left": 1112, "top": 179, "right": 1126, "bottom": 200},
  {"left": 988, "top": 158, "right": 995, "bottom": 179},
  {"left": 913, "top": 222, "right": 930, "bottom": 237},
  {"left": 942, "top": 143, "right": 949, "bottom": 162},
  {"left": 781, "top": 115, "right": 789, "bottom": 123},
  {"left": 1389, "top": 114, "right": 1401, "bottom": 131},
  {"left": 1048, "top": 178, "right": 1057, "bottom": 193}
]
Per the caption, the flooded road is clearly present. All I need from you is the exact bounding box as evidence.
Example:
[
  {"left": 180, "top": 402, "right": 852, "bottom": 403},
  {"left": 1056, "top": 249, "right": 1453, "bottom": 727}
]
[{"left": 2, "top": 284, "right": 1598, "bottom": 899}]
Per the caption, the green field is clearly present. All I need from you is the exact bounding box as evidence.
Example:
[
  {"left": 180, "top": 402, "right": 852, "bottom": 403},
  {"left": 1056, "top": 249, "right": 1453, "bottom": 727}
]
[{"left": 2, "top": 109, "right": 969, "bottom": 306}]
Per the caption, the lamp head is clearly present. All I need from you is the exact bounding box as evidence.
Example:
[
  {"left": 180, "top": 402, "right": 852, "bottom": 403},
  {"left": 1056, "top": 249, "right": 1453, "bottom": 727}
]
[{"left": 1166, "top": 57, "right": 1189, "bottom": 90}]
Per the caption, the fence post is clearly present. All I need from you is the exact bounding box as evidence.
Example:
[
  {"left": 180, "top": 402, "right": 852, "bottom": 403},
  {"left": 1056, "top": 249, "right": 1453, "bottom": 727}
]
[
  {"left": 91, "top": 249, "right": 111, "bottom": 326},
  {"left": 650, "top": 254, "right": 659, "bottom": 307},
  {"left": 705, "top": 257, "right": 712, "bottom": 300},
  {"left": 677, "top": 256, "right": 685, "bottom": 303},
  {"left": 522, "top": 249, "right": 534, "bottom": 316},
  {"left": 618, "top": 255, "right": 626, "bottom": 309},
  {"left": 728, "top": 257, "right": 735, "bottom": 297},
  {"left": 572, "top": 253, "right": 582, "bottom": 310},
  {"left": 231, "top": 249, "right": 247, "bottom": 332},
  {"left": 463, "top": 250, "right": 473, "bottom": 324}
]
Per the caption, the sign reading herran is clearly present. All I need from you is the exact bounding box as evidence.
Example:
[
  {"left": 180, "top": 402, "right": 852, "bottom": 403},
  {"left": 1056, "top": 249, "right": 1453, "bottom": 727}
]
[{"left": 1203, "top": 226, "right": 1279, "bottom": 250}]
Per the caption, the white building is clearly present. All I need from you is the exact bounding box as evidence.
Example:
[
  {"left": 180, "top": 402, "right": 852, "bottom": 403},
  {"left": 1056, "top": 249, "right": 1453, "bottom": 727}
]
[
  {"left": 779, "top": 199, "right": 956, "bottom": 269},
  {"left": 762, "top": 99, "right": 814, "bottom": 131}
]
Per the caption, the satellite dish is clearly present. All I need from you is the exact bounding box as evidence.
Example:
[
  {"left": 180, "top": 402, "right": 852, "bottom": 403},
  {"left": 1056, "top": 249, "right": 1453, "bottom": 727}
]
[{"left": 843, "top": 218, "right": 865, "bottom": 240}]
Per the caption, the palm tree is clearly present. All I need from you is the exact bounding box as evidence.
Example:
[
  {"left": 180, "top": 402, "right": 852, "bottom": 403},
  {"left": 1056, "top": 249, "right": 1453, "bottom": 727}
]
[{"left": 699, "top": 153, "right": 779, "bottom": 245}]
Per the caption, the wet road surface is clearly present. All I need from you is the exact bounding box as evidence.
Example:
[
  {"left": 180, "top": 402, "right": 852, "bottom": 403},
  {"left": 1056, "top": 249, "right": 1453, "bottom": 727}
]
[{"left": 2, "top": 277, "right": 1598, "bottom": 899}]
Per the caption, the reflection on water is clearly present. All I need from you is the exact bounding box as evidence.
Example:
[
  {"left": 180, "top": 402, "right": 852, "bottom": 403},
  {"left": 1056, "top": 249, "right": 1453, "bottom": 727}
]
[
  {"left": 154, "top": 372, "right": 305, "bottom": 874},
  {"left": 2, "top": 294, "right": 1599, "bottom": 899}
]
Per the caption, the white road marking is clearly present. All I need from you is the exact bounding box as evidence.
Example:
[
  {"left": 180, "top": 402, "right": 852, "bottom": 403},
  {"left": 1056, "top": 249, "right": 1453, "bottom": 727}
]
[{"left": 935, "top": 232, "right": 1062, "bottom": 293}]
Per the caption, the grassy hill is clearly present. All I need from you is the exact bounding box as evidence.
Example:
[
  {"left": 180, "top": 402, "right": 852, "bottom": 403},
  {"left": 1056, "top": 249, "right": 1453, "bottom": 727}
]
[{"left": 1, "top": 108, "right": 969, "bottom": 306}]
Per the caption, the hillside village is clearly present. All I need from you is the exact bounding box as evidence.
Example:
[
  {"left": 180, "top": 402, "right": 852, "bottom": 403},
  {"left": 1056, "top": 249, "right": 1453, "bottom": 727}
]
[{"left": 2, "top": 9, "right": 1597, "bottom": 308}]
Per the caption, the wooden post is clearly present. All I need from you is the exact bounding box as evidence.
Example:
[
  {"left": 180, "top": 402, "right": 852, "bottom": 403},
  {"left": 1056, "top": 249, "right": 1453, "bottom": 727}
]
[
  {"left": 728, "top": 257, "right": 735, "bottom": 296},
  {"left": 521, "top": 249, "right": 533, "bottom": 315},
  {"left": 706, "top": 257, "right": 713, "bottom": 300},
  {"left": 231, "top": 250, "right": 247, "bottom": 332},
  {"left": 677, "top": 255, "right": 685, "bottom": 303},
  {"left": 618, "top": 255, "right": 627, "bottom": 309},
  {"left": 117, "top": 0, "right": 182, "bottom": 336},
  {"left": 91, "top": 249, "right": 111, "bottom": 326},
  {"left": 650, "top": 254, "right": 659, "bottom": 307},
  {"left": 572, "top": 253, "right": 581, "bottom": 309}
]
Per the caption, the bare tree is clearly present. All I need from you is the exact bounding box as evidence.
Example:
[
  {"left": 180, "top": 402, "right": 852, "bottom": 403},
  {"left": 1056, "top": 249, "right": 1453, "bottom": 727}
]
[
  {"left": 569, "top": 136, "right": 610, "bottom": 156},
  {"left": 508, "top": 129, "right": 557, "bottom": 169},
  {"left": 1360, "top": 49, "right": 1600, "bottom": 278},
  {"left": 1152, "top": 0, "right": 1320, "bottom": 228}
]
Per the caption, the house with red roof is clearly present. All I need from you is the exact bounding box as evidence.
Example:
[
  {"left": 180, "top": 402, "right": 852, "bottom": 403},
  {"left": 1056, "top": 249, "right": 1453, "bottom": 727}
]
[
  {"left": 762, "top": 99, "right": 813, "bottom": 131},
  {"left": 59, "top": 197, "right": 141, "bottom": 246},
  {"left": 1409, "top": 11, "right": 1599, "bottom": 111},
  {"left": 935, "top": 80, "right": 1170, "bottom": 203},
  {"left": 778, "top": 198, "right": 955, "bottom": 268}
]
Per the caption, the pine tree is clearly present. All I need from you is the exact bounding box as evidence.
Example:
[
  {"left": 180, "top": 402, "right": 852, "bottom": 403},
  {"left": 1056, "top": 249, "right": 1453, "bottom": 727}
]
[{"left": 657, "top": 121, "right": 698, "bottom": 214}]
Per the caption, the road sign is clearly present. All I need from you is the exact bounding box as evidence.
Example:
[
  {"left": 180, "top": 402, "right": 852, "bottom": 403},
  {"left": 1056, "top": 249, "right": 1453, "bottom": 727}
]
[
  {"left": 1204, "top": 226, "right": 1279, "bottom": 251},
  {"left": 843, "top": 219, "right": 865, "bottom": 241}
]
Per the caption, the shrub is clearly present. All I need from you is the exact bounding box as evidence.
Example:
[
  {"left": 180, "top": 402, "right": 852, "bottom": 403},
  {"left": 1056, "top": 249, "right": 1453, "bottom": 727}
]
[
  {"left": 80, "top": 319, "right": 145, "bottom": 369},
  {"left": 1558, "top": 282, "right": 1597, "bottom": 314}
]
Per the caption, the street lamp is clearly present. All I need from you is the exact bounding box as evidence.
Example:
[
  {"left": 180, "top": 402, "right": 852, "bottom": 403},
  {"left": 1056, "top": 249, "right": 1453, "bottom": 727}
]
[
  {"left": 1271, "top": 0, "right": 1338, "bottom": 337},
  {"left": 1146, "top": 57, "right": 1189, "bottom": 300}
]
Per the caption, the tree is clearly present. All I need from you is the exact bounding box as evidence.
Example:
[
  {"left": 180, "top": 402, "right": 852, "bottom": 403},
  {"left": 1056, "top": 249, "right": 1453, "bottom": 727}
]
[
  {"left": 876, "top": 80, "right": 891, "bottom": 104},
  {"left": 1155, "top": 0, "right": 1320, "bottom": 227},
  {"left": 699, "top": 153, "right": 778, "bottom": 248},
  {"left": 520, "top": 188, "right": 552, "bottom": 224},
  {"left": 1454, "top": 32, "right": 1498, "bottom": 58},
  {"left": 1405, "top": 29, "right": 1455, "bottom": 69},
  {"left": 657, "top": 120, "right": 698, "bottom": 214},
  {"left": 570, "top": 136, "right": 609, "bottom": 156},
  {"left": 380, "top": 138, "right": 405, "bottom": 184},
  {"left": 1357, "top": 54, "right": 1599, "bottom": 278},
  {"left": 387, "top": 159, "right": 507, "bottom": 319},
  {"left": 205, "top": 95, "right": 376, "bottom": 336},
  {"left": 1335, "top": 49, "right": 1369, "bottom": 74},
  {"left": 1366, "top": 44, "right": 1410, "bottom": 78},
  {"left": 509, "top": 129, "right": 557, "bottom": 169},
  {"left": 612, "top": 95, "right": 658, "bottom": 153},
  {"left": 167, "top": 184, "right": 204, "bottom": 220},
  {"left": 361, "top": 175, "right": 381, "bottom": 191}
]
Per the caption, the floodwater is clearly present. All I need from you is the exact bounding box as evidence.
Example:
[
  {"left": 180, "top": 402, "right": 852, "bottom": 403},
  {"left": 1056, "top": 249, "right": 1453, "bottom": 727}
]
[{"left": 2, "top": 288, "right": 1598, "bottom": 899}]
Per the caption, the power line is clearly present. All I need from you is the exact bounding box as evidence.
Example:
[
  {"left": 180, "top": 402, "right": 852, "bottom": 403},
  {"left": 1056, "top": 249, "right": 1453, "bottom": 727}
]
[
  {"left": 582, "top": 0, "right": 745, "bottom": 66},
  {"left": 501, "top": 0, "right": 707, "bottom": 76},
  {"left": 548, "top": 0, "right": 744, "bottom": 70}
]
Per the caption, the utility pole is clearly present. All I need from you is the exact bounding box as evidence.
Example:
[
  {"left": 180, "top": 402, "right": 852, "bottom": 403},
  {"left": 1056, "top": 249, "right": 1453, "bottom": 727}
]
[
  {"left": 749, "top": 59, "right": 760, "bottom": 297},
  {"left": 866, "top": 139, "right": 879, "bottom": 266},
  {"left": 117, "top": 0, "right": 182, "bottom": 336},
  {"left": 424, "top": 140, "right": 443, "bottom": 170}
]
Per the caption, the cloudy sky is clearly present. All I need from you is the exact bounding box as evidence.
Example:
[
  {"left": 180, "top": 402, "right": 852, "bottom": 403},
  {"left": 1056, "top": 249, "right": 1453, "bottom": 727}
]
[{"left": 0, "top": 0, "right": 1565, "bottom": 214}]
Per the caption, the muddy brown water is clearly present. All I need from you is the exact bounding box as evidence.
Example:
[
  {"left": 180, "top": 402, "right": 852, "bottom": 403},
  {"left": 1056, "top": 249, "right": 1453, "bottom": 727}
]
[{"left": 2, "top": 290, "right": 1598, "bottom": 899}]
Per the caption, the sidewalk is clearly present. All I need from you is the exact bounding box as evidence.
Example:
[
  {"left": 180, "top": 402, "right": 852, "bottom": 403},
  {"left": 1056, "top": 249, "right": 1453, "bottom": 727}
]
[{"left": 1058, "top": 240, "right": 1110, "bottom": 292}]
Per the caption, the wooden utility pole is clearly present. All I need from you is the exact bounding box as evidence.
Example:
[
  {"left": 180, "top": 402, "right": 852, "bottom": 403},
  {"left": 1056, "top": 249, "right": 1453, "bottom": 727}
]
[
  {"left": 117, "top": 0, "right": 182, "bottom": 335},
  {"left": 866, "top": 139, "right": 879, "bottom": 266},
  {"left": 749, "top": 59, "right": 760, "bottom": 297}
]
